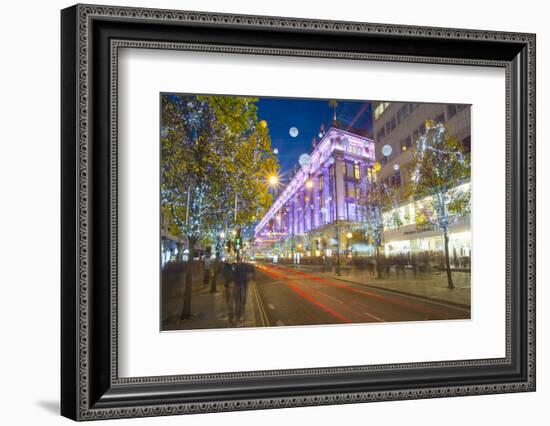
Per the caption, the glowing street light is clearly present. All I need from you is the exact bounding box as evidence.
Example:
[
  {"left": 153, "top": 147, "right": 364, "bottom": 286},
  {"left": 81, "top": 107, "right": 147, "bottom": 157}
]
[
  {"left": 305, "top": 179, "right": 314, "bottom": 189},
  {"left": 267, "top": 173, "right": 280, "bottom": 187}
]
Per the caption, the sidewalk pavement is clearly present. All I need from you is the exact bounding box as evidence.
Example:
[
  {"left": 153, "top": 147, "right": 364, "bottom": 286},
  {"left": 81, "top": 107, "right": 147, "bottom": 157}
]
[
  {"left": 283, "top": 264, "right": 471, "bottom": 308},
  {"left": 162, "top": 272, "right": 266, "bottom": 330}
]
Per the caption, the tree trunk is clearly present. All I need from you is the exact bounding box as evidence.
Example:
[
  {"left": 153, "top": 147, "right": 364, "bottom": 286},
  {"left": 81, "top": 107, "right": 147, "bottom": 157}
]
[
  {"left": 209, "top": 258, "right": 219, "bottom": 293},
  {"left": 375, "top": 244, "right": 382, "bottom": 278},
  {"left": 443, "top": 229, "right": 455, "bottom": 289},
  {"left": 180, "top": 237, "right": 196, "bottom": 319},
  {"left": 209, "top": 238, "right": 223, "bottom": 293},
  {"left": 176, "top": 242, "right": 185, "bottom": 261}
]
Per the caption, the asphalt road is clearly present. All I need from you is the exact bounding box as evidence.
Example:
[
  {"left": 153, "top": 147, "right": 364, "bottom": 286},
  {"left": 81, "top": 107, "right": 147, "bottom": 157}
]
[{"left": 253, "top": 263, "right": 470, "bottom": 327}]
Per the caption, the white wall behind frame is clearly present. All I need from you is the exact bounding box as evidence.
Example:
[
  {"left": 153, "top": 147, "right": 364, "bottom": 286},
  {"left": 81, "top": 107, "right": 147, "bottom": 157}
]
[{"left": 118, "top": 48, "right": 506, "bottom": 378}]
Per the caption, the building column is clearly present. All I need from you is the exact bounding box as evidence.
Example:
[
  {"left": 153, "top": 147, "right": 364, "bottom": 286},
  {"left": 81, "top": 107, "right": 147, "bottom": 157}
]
[
  {"left": 312, "top": 175, "right": 320, "bottom": 229},
  {"left": 334, "top": 156, "right": 346, "bottom": 220},
  {"left": 304, "top": 189, "right": 311, "bottom": 232},
  {"left": 322, "top": 168, "right": 330, "bottom": 225},
  {"left": 292, "top": 195, "right": 299, "bottom": 235},
  {"left": 298, "top": 193, "right": 304, "bottom": 234}
]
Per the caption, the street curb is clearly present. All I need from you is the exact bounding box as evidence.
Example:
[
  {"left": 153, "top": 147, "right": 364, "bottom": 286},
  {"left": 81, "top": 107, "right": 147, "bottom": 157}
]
[{"left": 328, "top": 276, "right": 471, "bottom": 310}]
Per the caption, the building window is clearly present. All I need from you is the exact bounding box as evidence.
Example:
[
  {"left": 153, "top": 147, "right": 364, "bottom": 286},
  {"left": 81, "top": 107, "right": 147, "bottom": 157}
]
[
  {"left": 413, "top": 123, "right": 426, "bottom": 142},
  {"left": 347, "top": 181, "right": 356, "bottom": 198},
  {"left": 386, "top": 116, "right": 397, "bottom": 134},
  {"left": 400, "top": 135, "right": 412, "bottom": 151},
  {"left": 346, "top": 162, "right": 355, "bottom": 179},
  {"left": 447, "top": 104, "right": 458, "bottom": 119},
  {"left": 354, "top": 163, "right": 360, "bottom": 180},
  {"left": 367, "top": 167, "right": 373, "bottom": 182},
  {"left": 462, "top": 136, "right": 471, "bottom": 152},
  {"left": 318, "top": 175, "right": 324, "bottom": 192},
  {"left": 412, "top": 130, "right": 420, "bottom": 144},
  {"left": 374, "top": 102, "right": 391, "bottom": 120},
  {"left": 347, "top": 202, "right": 357, "bottom": 221},
  {"left": 396, "top": 104, "right": 409, "bottom": 125},
  {"left": 376, "top": 127, "right": 386, "bottom": 141},
  {"left": 391, "top": 170, "right": 402, "bottom": 187}
]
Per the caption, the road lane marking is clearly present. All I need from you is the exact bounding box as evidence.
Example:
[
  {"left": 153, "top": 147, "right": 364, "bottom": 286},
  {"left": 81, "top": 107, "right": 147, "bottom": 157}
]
[
  {"left": 318, "top": 291, "right": 343, "bottom": 304},
  {"left": 251, "top": 281, "right": 270, "bottom": 327},
  {"left": 362, "top": 311, "right": 385, "bottom": 322},
  {"left": 352, "top": 301, "right": 386, "bottom": 322}
]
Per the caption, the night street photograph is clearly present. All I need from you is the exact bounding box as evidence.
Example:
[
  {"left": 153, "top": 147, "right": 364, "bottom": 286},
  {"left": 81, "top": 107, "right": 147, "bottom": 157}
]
[{"left": 160, "top": 94, "right": 472, "bottom": 331}]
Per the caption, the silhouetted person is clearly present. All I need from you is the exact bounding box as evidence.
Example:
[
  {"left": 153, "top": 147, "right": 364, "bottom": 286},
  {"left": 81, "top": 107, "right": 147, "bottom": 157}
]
[
  {"left": 222, "top": 261, "right": 234, "bottom": 323},
  {"left": 232, "top": 262, "right": 249, "bottom": 326},
  {"left": 203, "top": 255, "right": 211, "bottom": 286}
]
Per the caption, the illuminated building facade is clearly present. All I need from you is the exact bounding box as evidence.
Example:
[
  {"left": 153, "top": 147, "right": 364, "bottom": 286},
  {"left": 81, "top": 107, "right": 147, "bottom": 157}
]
[
  {"left": 372, "top": 101, "right": 472, "bottom": 262},
  {"left": 254, "top": 126, "right": 376, "bottom": 259}
]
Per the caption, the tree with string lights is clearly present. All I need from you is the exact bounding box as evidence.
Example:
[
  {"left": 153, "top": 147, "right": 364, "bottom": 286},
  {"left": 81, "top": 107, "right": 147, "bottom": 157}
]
[
  {"left": 408, "top": 120, "right": 471, "bottom": 289},
  {"left": 359, "top": 175, "right": 400, "bottom": 278},
  {"left": 161, "top": 94, "right": 277, "bottom": 319}
]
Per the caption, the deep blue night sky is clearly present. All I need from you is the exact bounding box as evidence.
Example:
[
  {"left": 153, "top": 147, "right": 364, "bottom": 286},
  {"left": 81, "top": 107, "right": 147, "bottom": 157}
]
[{"left": 257, "top": 97, "right": 372, "bottom": 180}]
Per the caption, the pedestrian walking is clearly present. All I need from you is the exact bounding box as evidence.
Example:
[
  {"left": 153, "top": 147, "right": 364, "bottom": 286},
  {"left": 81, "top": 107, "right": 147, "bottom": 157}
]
[
  {"left": 222, "top": 261, "right": 234, "bottom": 323},
  {"left": 232, "top": 261, "right": 249, "bottom": 326},
  {"left": 203, "top": 255, "right": 211, "bottom": 286},
  {"left": 367, "top": 258, "right": 375, "bottom": 276}
]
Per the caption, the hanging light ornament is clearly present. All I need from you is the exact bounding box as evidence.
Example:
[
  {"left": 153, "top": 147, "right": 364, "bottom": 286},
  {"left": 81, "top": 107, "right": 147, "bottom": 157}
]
[
  {"left": 289, "top": 127, "right": 299, "bottom": 138},
  {"left": 299, "top": 153, "right": 311, "bottom": 168},
  {"left": 393, "top": 163, "right": 400, "bottom": 171},
  {"left": 382, "top": 144, "right": 393, "bottom": 157}
]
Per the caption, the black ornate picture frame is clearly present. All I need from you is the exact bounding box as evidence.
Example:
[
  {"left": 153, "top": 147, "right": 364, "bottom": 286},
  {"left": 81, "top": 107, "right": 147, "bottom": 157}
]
[{"left": 61, "top": 4, "right": 536, "bottom": 421}]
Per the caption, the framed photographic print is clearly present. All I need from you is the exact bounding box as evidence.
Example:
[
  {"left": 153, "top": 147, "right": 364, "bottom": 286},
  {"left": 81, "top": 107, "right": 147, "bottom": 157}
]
[{"left": 61, "top": 4, "right": 536, "bottom": 421}]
